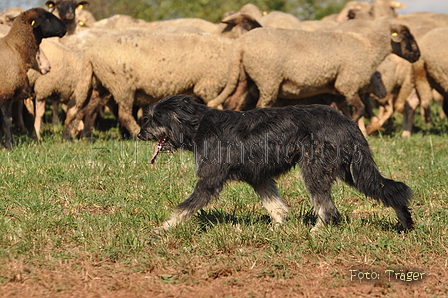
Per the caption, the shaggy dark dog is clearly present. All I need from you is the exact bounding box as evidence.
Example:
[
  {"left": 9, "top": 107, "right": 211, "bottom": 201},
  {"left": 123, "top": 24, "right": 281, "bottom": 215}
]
[{"left": 138, "top": 95, "right": 413, "bottom": 233}]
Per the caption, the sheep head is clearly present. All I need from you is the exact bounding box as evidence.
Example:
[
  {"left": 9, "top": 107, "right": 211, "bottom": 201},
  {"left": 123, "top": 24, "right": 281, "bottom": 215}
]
[
  {"left": 26, "top": 8, "right": 67, "bottom": 40},
  {"left": 45, "top": 0, "right": 90, "bottom": 24},
  {"left": 390, "top": 24, "right": 420, "bottom": 63},
  {"left": 221, "top": 13, "right": 262, "bottom": 39}
]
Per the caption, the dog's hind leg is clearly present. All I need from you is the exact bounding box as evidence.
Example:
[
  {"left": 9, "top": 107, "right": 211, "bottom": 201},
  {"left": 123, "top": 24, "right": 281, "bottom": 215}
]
[
  {"left": 153, "top": 179, "right": 223, "bottom": 234},
  {"left": 252, "top": 179, "right": 289, "bottom": 224},
  {"left": 308, "top": 192, "right": 341, "bottom": 233},
  {"left": 301, "top": 169, "right": 341, "bottom": 232}
]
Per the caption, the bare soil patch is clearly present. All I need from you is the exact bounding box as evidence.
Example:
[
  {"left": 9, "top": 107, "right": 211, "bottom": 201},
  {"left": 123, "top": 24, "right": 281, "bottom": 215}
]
[{"left": 1, "top": 256, "right": 446, "bottom": 297}]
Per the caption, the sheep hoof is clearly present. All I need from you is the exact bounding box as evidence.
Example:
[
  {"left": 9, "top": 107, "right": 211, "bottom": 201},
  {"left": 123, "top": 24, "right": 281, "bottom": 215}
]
[{"left": 401, "top": 131, "right": 411, "bottom": 138}]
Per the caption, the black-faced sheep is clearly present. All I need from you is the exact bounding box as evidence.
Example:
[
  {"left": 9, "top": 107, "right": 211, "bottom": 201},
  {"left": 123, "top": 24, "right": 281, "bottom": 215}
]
[
  {"left": 208, "top": 18, "right": 420, "bottom": 128},
  {"left": 365, "top": 54, "right": 415, "bottom": 135},
  {"left": 0, "top": 8, "right": 66, "bottom": 148},
  {"left": 325, "top": 1, "right": 405, "bottom": 23},
  {"left": 46, "top": 0, "right": 89, "bottom": 35}
]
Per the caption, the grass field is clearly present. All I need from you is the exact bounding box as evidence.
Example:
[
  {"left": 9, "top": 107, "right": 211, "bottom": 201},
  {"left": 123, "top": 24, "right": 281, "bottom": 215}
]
[{"left": 0, "top": 105, "right": 447, "bottom": 297}]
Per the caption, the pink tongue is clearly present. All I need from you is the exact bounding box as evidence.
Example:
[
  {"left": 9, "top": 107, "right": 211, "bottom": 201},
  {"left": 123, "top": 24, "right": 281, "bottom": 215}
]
[
  {"left": 150, "top": 137, "right": 164, "bottom": 164},
  {"left": 150, "top": 145, "right": 160, "bottom": 164}
]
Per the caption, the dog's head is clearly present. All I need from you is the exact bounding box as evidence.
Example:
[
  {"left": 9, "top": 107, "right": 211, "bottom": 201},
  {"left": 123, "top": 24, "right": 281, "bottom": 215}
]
[{"left": 138, "top": 95, "right": 209, "bottom": 163}]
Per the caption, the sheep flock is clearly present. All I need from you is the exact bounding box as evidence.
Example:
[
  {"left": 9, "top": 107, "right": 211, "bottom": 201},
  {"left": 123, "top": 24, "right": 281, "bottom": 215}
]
[{"left": 0, "top": 0, "right": 447, "bottom": 148}]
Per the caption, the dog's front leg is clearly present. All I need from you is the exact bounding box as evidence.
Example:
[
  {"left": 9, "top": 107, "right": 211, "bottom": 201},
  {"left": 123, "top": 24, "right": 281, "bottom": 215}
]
[{"left": 153, "top": 178, "right": 223, "bottom": 234}]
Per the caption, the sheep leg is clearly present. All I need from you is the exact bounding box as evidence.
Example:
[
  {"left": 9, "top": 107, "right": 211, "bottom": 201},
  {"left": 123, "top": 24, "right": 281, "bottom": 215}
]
[
  {"left": 443, "top": 97, "right": 448, "bottom": 118},
  {"left": 348, "top": 93, "right": 365, "bottom": 122},
  {"left": 236, "top": 80, "right": 259, "bottom": 111},
  {"left": 118, "top": 103, "right": 140, "bottom": 138},
  {"left": 14, "top": 100, "right": 28, "bottom": 133},
  {"left": 335, "top": 101, "right": 352, "bottom": 119},
  {"left": 362, "top": 93, "right": 377, "bottom": 121},
  {"left": 64, "top": 98, "right": 78, "bottom": 128},
  {"left": 357, "top": 116, "right": 367, "bottom": 136},
  {"left": 422, "top": 106, "right": 432, "bottom": 123},
  {"left": 34, "top": 99, "right": 46, "bottom": 141},
  {"left": 366, "top": 95, "right": 393, "bottom": 135},
  {"left": 223, "top": 76, "right": 248, "bottom": 110},
  {"left": 52, "top": 98, "right": 60, "bottom": 125},
  {"left": 23, "top": 97, "right": 34, "bottom": 116},
  {"left": 256, "top": 85, "right": 278, "bottom": 108},
  {"left": 402, "top": 90, "right": 419, "bottom": 137},
  {"left": 0, "top": 100, "right": 16, "bottom": 149},
  {"left": 394, "top": 72, "right": 414, "bottom": 114},
  {"left": 80, "top": 93, "right": 112, "bottom": 139},
  {"left": 62, "top": 104, "right": 78, "bottom": 141},
  {"left": 63, "top": 90, "right": 103, "bottom": 140}
]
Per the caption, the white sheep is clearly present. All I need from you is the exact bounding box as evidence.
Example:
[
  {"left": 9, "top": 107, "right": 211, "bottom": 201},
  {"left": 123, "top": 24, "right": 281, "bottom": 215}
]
[
  {"left": 404, "top": 27, "right": 448, "bottom": 136},
  {"left": 0, "top": 8, "right": 66, "bottom": 148},
  {"left": 258, "top": 11, "right": 301, "bottom": 29},
  {"left": 365, "top": 54, "right": 414, "bottom": 135},
  {"left": 63, "top": 30, "right": 241, "bottom": 139},
  {"left": 208, "top": 18, "right": 420, "bottom": 129},
  {"left": 0, "top": 7, "right": 25, "bottom": 26},
  {"left": 26, "top": 39, "right": 83, "bottom": 141}
]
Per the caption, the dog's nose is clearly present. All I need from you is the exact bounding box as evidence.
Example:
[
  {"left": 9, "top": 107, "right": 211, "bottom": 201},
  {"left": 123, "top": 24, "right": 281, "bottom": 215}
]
[{"left": 137, "top": 132, "right": 147, "bottom": 140}]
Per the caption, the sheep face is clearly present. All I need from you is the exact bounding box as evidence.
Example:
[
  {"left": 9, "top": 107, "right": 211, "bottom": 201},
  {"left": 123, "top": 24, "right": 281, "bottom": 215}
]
[
  {"left": 221, "top": 13, "right": 262, "bottom": 39},
  {"left": 27, "top": 8, "right": 67, "bottom": 39},
  {"left": 45, "top": 0, "right": 89, "bottom": 24},
  {"left": 390, "top": 24, "right": 420, "bottom": 63}
]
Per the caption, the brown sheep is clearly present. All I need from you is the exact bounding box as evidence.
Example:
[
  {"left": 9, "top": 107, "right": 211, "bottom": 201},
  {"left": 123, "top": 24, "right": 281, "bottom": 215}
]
[
  {"left": 208, "top": 18, "right": 420, "bottom": 128},
  {"left": 0, "top": 17, "right": 51, "bottom": 75},
  {"left": 0, "top": 8, "right": 66, "bottom": 148},
  {"left": 1, "top": 16, "right": 52, "bottom": 134}
]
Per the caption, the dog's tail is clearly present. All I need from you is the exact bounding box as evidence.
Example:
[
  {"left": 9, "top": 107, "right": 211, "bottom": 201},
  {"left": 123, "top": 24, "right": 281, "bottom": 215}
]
[{"left": 348, "top": 146, "right": 414, "bottom": 231}]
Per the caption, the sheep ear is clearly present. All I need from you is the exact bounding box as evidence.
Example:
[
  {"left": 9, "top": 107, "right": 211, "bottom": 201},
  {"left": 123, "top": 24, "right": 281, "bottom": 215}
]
[
  {"left": 391, "top": 31, "right": 402, "bottom": 43},
  {"left": 45, "top": 1, "right": 56, "bottom": 12},
  {"left": 390, "top": 1, "right": 406, "bottom": 9},
  {"left": 77, "top": 1, "right": 90, "bottom": 10},
  {"left": 30, "top": 18, "right": 41, "bottom": 28}
]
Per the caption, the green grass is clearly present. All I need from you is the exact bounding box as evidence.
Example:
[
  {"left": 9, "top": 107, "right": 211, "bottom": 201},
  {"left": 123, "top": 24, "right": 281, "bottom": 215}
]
[{"left": 0, "top": 106, "right": 447, "bottom": 295}]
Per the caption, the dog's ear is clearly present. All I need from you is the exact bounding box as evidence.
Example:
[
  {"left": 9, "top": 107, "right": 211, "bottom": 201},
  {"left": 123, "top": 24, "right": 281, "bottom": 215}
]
[
  {"left": 142, "top": 105, "right": 155, "bottom": 118},
  {"left": 140, "top": 105, "right": 157, "bottom": 127},
  {"left": 178, "top": 95, "right": 203, "bottom": 105},
  {"left": 178, "top": 96, "right": 198, "bottom": 114}
]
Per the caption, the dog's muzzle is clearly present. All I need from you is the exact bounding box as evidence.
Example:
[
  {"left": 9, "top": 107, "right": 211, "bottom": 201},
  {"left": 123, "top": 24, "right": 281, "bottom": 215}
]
[{"left": 137, "top": 132, "right": 147, "bottom": 141}]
